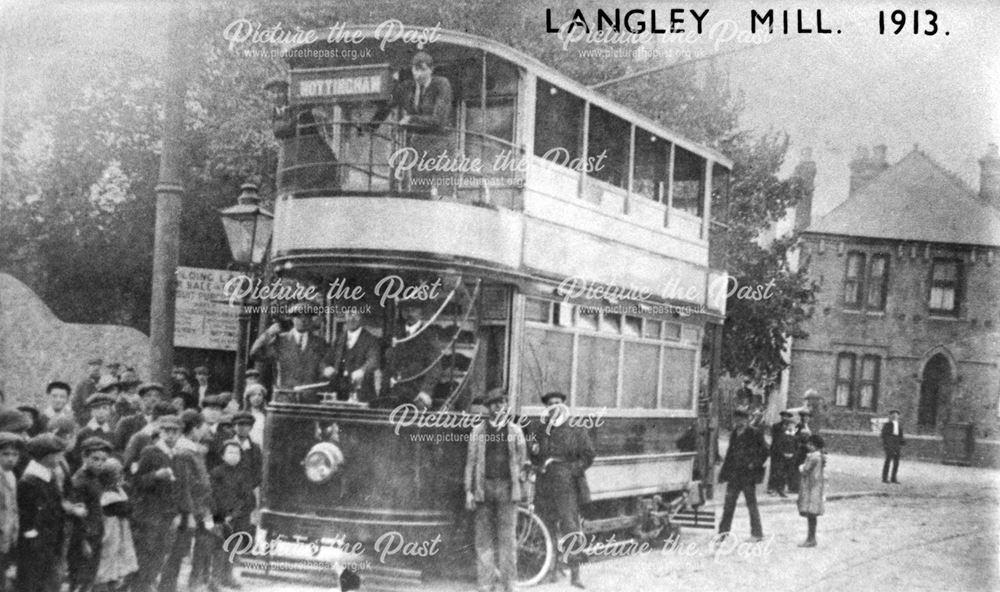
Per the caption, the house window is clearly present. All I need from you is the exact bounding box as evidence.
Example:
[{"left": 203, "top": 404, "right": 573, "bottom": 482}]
[
  {"left": 858, "top": 355, "right": 880, "bottom": 409},
  {"left": 866, "top": 255, "right": 889, "bottom": 310},
  {"left": 929, "top": 259, "right": 961, "bottom": 316},
  {"left": 843, "top": 253, "right": 866, "bottom": 308},
  {"left": 834, "top": 353, "right": 855, "bottom": 406}
]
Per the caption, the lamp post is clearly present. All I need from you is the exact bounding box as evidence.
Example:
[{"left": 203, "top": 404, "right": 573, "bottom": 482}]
[{"left": 220, "top": 182, "right": 273, "bottom": 407}]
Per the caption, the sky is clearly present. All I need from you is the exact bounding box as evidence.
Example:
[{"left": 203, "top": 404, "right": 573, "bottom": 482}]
[{"left": 2, "top": 0, "right": 998, "bottom": 225}]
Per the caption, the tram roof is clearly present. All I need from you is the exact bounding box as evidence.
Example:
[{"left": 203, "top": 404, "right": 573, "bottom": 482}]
[{"left": 283, "top": 25, "right": 733, "bottom": 169}]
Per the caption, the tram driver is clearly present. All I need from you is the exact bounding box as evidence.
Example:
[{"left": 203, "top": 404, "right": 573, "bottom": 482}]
[
  {"left": 249, "top": 302, "right": 336, "bottom": 393},
  {"left": 375, "top": 300, "right": 442, "bottom": 410}
]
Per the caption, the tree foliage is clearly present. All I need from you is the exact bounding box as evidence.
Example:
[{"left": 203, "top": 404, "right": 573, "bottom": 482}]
[{"left": 1, "top": 0, "right": 816, "bottom": 385}]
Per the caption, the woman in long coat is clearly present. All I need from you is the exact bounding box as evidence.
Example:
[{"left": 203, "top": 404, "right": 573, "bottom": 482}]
[{"left": 797, "top": 434, "right": 826, "bottom": 547}]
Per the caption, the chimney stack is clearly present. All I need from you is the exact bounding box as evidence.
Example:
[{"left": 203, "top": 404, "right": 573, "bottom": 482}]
[
  {"left": 793, "top": 147, "right": 817, "bottom": 231},
  {"left": 848, "top": 144, "right": 889, "bottom": 196},
  {"left": 980, "top": 143, "right": 1000, "bottom": 208}
]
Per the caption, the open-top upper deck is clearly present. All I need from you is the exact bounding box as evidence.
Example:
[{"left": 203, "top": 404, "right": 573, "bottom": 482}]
[{"left": 270, "top": 25, "right": 730, "bottom": 316}]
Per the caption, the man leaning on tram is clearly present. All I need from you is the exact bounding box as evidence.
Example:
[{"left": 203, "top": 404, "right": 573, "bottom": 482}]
[
  {"left": 464, "top": 388, "right": 529, "bottom": 592},
  {"left": 366, "top": 49, "right": 454, "bottom": 192}
]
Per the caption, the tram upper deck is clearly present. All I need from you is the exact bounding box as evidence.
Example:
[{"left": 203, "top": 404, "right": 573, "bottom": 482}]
[{"left": 270, "top": 25, "right": 731, "bottom": 316}]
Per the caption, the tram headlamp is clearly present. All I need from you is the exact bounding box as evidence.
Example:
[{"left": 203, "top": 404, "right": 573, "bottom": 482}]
[{"left": 303, "top": 442, "right": 344, "bottom": 484}]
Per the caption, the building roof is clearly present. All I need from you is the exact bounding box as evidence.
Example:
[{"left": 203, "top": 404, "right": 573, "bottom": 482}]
[{"left": 806, "top": 150, "right": 1000, "bottom": 248}]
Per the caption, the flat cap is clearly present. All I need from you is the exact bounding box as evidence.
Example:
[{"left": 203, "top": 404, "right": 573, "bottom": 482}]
[
  {"left": 888, "top": 409, "right": 900, "bottom": 415},
  {"left": 138, "top": 382, "right": 166, "bottom": 397},
  {"left": 0, "top": 409, "right": 31, "bottom": 433},
  {"left": 245, "top": 368, "right": 261, "bottom": 378},
  {"left": 95, "top": 375, "right": 121, "bottom": 393},
  {"left": 732, "top": 407, "right": 750, "bottom": 418},
  {"left": 0, "top": 432, "right": 24, "bottom": 450},
  {"left": 78, "top": 436, "right": 113, "bottom": 455},
  {"left": 540, "top": 391, "right": 567, "bottom": 405},
  {"left": 779, "top": 410, "right": 794, "bottom": 417},
  {"left": 86, "top": 393, "right": 116, "bottom": 408},
  {"left": 201, "top": 394, "right": 228, "bottom": 409},
  {"left": 217, "top": 414, "right": 235, "bottom": 427},
  {"left": 157, "top": 415, "right": 182, "bottom": 430},
  {"left": 25, "top": 433, "right": 66, "bottom": 459},
  {"left": 798, "top": 409, "right": 812, "bottom": 417},
  {"left": 232, "top": 411, "right": 255, "bottom": 426}
]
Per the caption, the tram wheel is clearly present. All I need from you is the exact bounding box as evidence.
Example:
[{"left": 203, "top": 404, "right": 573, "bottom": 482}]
[{"left": 515, "top": 506, "right": 553, "bottom": 587}]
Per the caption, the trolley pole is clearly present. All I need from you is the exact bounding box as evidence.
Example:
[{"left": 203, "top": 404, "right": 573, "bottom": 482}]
[{"left": 148, "top": 0, "right": 188, "bottom": 385}]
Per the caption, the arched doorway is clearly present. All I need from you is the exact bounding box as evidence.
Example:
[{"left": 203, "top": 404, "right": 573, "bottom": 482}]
[{"left": 918, "top": 354, "right": 953, "bottom": 428}]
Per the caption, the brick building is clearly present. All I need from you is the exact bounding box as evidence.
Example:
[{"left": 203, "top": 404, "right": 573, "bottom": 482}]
[{"left": 787, "top": 144, "right": 1000, "bottom": 466}]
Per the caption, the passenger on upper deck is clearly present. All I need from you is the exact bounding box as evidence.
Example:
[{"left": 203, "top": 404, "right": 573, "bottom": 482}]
[
  {"left": 367, "top": 51, "right": 455, "bottom": 194},
  {"left": 264, "top": 78, "right": 339, "bottom": 192},
  {"left": 368, "top": 50, "right": 453, "bottom": 134}
]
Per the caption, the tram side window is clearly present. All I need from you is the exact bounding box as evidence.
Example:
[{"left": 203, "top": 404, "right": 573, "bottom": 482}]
[
  {"left": 633, "top": 130, "right": 671, "bottom": 201},
  {"left": 622, "top": 342, "right": 658, "bottom": 408},
  {"left": 587, "top": 106, "right": 629, "bottom": 188},
  {"left": 672, "top": 146, "right": 705, "bottom": 217},
  {"left": 521, "top": 326, "right": 573, "bottom": 403},
  {"left": 661, "top": 346, "right": 696, "bottom": 408},
  {"left": 534, "top": 80, "right": 583, "bottom": 162}
]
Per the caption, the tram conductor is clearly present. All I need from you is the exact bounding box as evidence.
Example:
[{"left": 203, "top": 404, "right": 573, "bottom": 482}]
[
  {"left": 250, "top": 302, "right": 336, "bottom": 393},
  {"left": 532, "top": 391, "right": 594, "bottom": 589}
]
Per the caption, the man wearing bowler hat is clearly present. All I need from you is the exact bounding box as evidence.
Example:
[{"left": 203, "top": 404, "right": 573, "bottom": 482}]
[
  {"left": 251, "top": 302, "right": 336, "bottom": 393},
  {"left": 380, "top": 300, "right": 442, "bottom": 410},
  {"left": 531, "top": 391, "right": 593, "bottom": 588},
  {"left": 717, "top": 407, "right": 769, "bottom": 542},
  {"left": 464, "top": 388, "right": 528, "bottom": 592}
]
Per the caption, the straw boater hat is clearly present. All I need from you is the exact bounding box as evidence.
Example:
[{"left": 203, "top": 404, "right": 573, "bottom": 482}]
[{"left": 540, "top": 392, "right": 567, "bottom": 405}]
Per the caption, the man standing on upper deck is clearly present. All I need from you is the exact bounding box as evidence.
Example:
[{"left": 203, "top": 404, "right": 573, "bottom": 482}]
[
  {"left": 368, "top": 50, "right": 454, "bottom": 193},
  {"left": 265, "top": 77, "right": 338, "bottom": 192},
  {"left": 250, "top": 302, "right": 336, "bottom": 393}
]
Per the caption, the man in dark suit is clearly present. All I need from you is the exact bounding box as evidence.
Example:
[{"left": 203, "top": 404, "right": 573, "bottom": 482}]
[
  {"left": 380, "top": 301, "right": 442, "bottom": 410},
  {"left": 250, "top": 302, "right": 336, "bottom": 392},
  {"left": 531, "top": 392, "right": 594, "bottom": 589},
  {"left": 369, "top": 51, "right": 454, "bottom": 193},
  {"left": 718, "top": 408, "right": 769, "bottom": 542},
  {"left": 71, "top": 358, "right": 103, "bottom": 425},
  {"left": 114, "top": 382, "right": 164, "bottom": 454},
  {"left": 265, "top": 77, "right": 339, "bottom": 192},
  {"left": 881, "top": 409, "right": 905, "bottom": 484},
  {"left": 766, "top": 410, "right": 797, "bottom": 497},
  {"left": 330, "top": 311, "right": 380, "bottom": 403}
]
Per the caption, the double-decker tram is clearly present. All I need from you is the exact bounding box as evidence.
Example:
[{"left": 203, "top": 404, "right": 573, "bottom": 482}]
[{"left": 253, "top": 24, "right": 731, "bottom": 587}]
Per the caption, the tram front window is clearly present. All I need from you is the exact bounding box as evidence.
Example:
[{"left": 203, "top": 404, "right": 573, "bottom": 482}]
[{"left": 264, "top": 274, "right": 510, "bottom": 413}]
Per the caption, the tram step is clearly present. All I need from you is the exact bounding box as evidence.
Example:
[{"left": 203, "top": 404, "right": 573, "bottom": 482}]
[
  {"left": 238, "top": 557, "right": 423, "bottom": 590},
  {"left": 671, "top": 506, "right": 717, "bottom": 530}
]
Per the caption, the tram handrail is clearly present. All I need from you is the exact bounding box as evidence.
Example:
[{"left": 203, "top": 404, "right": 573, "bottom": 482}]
[{"left": 276, "top": 117, "right": 526, "bottom": 204}]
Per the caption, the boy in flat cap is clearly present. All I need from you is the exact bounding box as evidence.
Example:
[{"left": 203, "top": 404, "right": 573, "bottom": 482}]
[
  {"left": 67, "top": 437, "right": 113, "bottom": 592},
  {"left": 232, "top": 412, "right": 263, "bottom": 490},
  {"left": 18, "top": 434, "right": 77, "bottom": 592},
  {"left": 717, "top": 408, "right": 769, "bottom": 543},
  {"left": 0, "top": 433, "right": 20, "bottom": 592},
  {"left": 70, "top": 392, "right": 117, "bottom": 475},
  {"left": 114, "top": 382, "right": 164, "bottom": 455},
  {"left": 767, "top": 410, "right": 798, "bottom": 497}
]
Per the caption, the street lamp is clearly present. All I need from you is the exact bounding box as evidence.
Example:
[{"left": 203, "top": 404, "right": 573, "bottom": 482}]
[{"left": 220, "top": 182, "right": 273, "bottom": 406}]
